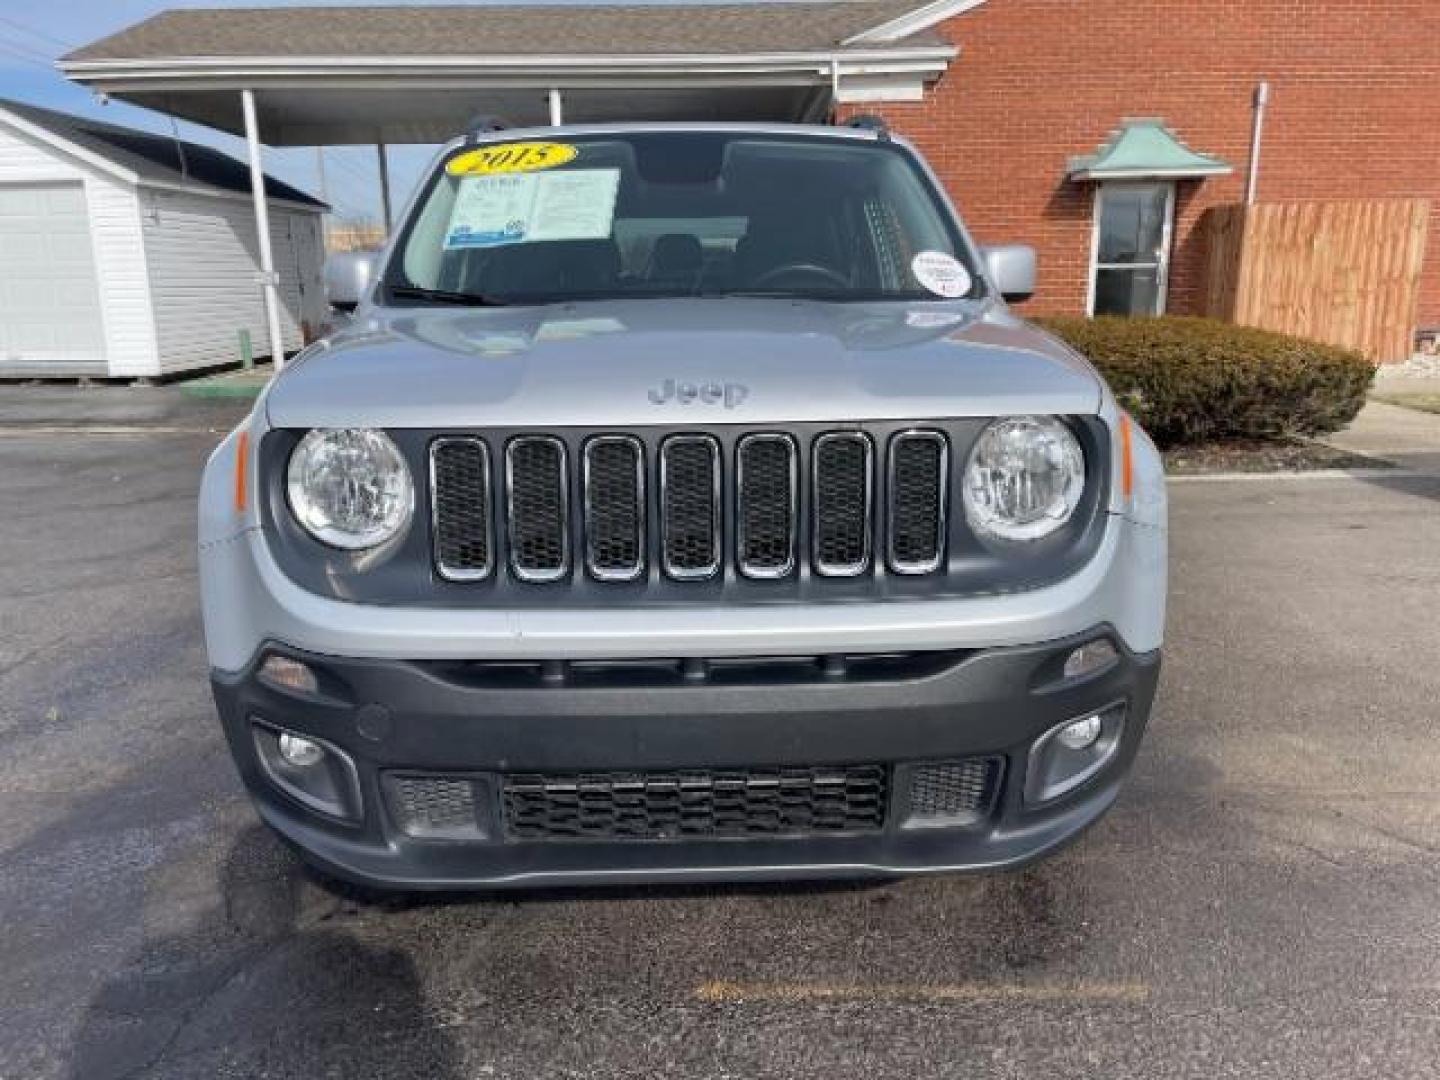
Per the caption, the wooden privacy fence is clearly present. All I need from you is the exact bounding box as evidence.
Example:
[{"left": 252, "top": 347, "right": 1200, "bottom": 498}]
[
  {"left": 325, "top": 221, "right": 386, "bottom": 254},
  {"left": 1202, "top": 198, "right": 1429, "bottom": 362}
]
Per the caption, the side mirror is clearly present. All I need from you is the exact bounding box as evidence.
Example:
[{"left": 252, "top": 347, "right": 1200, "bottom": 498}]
[
  {"left": 324, "top": 251, "right": 380, "bottom": 314},
  {"left": 981, "top": 244, "right": 1037, "bottom": 303}
]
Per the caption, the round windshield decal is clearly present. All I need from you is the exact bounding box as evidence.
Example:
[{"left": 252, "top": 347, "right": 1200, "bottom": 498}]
[{"left": 911, "top": 251, "right": 972, "bottom": 299}]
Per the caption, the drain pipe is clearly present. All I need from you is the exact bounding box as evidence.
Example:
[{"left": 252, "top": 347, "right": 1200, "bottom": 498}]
[{"left": 1245, "top": 81, "right": 1271, "bottom": 205}]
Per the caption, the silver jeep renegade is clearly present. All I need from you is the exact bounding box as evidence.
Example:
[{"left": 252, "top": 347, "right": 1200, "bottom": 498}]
[{"left": 199, "top": 122, "right": 1166, "bottom": 890}]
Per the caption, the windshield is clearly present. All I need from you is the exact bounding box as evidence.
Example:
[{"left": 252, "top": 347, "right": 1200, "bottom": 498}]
[{"left": 385, "top": 131, "right": 983, "bottom": 305}]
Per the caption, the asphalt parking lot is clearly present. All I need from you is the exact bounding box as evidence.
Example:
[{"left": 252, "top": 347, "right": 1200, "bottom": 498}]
[{"left": 3, "top": 417, "right": 1439, "bottom": 1079}]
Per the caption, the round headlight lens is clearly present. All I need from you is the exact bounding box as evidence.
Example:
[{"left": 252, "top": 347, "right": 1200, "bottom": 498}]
[
  {"left": 963, "top": 416, "right": 1085, "bottom": 542},
  {"left": 286, "top": 428, "right": 414, "bottom": 550}
]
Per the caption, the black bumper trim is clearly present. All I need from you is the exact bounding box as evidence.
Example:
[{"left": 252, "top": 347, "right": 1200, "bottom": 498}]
[{"left": 211, "top": 629, "right": 1160, "bottom": 891}]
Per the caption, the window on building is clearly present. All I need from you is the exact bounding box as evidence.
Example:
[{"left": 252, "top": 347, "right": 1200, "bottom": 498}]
[{"left": 1089, "top": 181, "right": 1174, "bottom": 317}]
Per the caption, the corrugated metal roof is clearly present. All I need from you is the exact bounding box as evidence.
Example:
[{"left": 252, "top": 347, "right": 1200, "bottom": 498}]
[
  {"left": 64, "top": 2, "right": 947, "bottom": 61},
  {"left": 0, "top": 97, "right": 326, "bottom": 207}
]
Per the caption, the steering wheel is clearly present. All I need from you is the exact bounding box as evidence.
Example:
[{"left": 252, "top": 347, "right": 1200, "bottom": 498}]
[{"left": 749, "top": 262, "right": 850, "bottom": 291}]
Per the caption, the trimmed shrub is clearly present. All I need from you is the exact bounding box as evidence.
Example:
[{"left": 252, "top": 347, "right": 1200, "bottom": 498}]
[{"left": 1037, "top": 316, "right": 1375, "bottom": 447}]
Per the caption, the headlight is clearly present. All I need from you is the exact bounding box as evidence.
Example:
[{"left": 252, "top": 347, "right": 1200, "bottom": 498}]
[
  {"left": 286, "top": 428, "right": 414, "bottom": 550},
  {"left": 962, "top": 416, "right": 1085, "bottom": 542}
]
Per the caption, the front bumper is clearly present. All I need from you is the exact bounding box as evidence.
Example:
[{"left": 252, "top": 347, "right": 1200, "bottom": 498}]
[{"left": 211, "top": 630, "right": 1160, "bottom": 890}]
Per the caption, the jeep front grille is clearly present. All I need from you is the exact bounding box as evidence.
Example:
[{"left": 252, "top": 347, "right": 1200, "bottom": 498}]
[{"left": 429, "top": 426, "right": 957, "bottom": 585}]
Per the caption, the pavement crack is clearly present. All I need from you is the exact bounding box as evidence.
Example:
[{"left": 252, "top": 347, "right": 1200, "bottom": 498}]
[
  {"left": 109, "top": 936, "right": 293, "bottom": 1080},
  {"left": 1251, "top": 827, "right": 1348, "bottom": 869},
  {"left": 1333, "top": 810, "right": 1440, "bottom": 860}
]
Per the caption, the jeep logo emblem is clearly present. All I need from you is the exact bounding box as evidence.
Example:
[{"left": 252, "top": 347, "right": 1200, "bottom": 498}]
[{"left": 648, "top": 379, "right": 749, "bottom": 409}]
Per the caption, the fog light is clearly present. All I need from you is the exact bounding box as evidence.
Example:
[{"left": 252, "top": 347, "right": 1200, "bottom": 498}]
[
  {"left": 1062, "top": 639, "right": 1118, "bottom": 681},
  {"left": 259, "top": 655, "right": 319, "bottom": 695},
  {"left": 278, "top": 732, "right": 324, "bottom": 768},
  {"left": 1056, "top": 714, "right": 1102, "bottom": 751},
  {"left": 1025, "top": 703, "right": 1127, "bottom": 805},
  {"left": 252, "top": 721, "right": 362, "bottom": 821}
]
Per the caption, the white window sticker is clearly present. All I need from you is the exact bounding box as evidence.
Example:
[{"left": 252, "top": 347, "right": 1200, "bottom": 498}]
[
  {"left": 911, "top": 251, "right": 972, "bottom": 298},
  {"left": 528, "top": 169, "right": 621, "bottom": 242},
  {"left": 445, "top": 174, "right": 535, "bottom": 249},
  {"left": 444, "top": 169, "right": 620, "bottom": 250}
]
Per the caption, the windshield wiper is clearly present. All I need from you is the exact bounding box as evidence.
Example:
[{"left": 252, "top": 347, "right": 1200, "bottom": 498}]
[
  {"left": 387, "top": 285, "right": 509, "bottom": 307},
  {"left": 709, "top": 289, "right": 945, "bottom": 303}
]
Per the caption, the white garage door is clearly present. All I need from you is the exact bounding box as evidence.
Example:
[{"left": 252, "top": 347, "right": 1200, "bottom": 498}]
[{"left": 0, "top": 183, "right": 106, "bottom": 373}]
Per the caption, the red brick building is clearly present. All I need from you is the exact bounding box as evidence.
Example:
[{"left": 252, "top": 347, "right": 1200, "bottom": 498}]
[
  {"left": 836, "top": 0, "right": 1440, "bottom": 334},
  {"left": 65, "top": 0, "right": 1440, "bottom": 351}
]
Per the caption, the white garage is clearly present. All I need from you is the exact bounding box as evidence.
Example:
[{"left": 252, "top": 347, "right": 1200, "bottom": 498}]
[{"left": 0, "top": 97, "right": 327, "bottom": 379}]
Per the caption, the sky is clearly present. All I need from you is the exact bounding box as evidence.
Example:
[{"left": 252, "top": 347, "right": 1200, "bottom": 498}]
[{"left": 0, "top": 0, "right": 698, "bottom": 221}]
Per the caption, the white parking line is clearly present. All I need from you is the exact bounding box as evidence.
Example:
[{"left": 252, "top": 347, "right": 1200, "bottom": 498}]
[{"left": 695, "top": 978, "right": 1149, "bottom": 1005}]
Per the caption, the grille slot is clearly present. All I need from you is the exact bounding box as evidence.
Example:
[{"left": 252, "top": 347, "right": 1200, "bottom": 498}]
[
  {"left": 888, "top": 430, "right": 948, "bottom": 574},
  {"left": 430, "top": 437, "right": 492, "bottom": 581},
  {"left": 812, "top": 432, "right": 873, "bottom": 576},
  {"left": 736, "top": 433, "right": 797, "bottom": 578},
  {"left": 659, "top": 435, "right": 721, "bottom": 580},
  {"left": 583, "top": 436, "right": 645, "bottom": 581},
  {"left": 502, "top": 765, "right": 888, "bottom": 840},
  {"left": 906, "top": 758, "right": 1002, "bottom": 826},
  {"left": 505, "top": 436, "right": 569, "bottom": 582}
]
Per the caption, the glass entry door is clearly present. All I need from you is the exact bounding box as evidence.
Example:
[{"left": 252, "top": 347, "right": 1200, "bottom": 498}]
[{"left": 1089, "top": 181, "right": 1174, "bottom": 317}]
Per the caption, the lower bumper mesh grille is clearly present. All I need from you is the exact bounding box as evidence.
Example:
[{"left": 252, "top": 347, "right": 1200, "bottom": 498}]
[
  {"left": 502, "top": 765, "right": 888, "bottom": 841},
  {"left": 386, "top": 775, "right": 482, "bottom": 839},
  {"left": 906, "top": 758, "right": 1003, "bottom": 825}
]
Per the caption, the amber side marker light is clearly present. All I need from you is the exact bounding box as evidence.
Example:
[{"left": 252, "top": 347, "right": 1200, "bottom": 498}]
[
  {"left": 234, "top": 430, "right": 250, "bottom": 513},
  {"left": 1119, "top": 414, "right": 1134, "bottom": 501}
]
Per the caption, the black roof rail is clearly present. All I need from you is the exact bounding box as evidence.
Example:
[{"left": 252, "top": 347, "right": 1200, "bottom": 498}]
[
  {"left": 844, "top": 114, "right": 891, "bottom": 139},
  {"left": 463, "top": 114, "right": 511, "bottom": 143}
]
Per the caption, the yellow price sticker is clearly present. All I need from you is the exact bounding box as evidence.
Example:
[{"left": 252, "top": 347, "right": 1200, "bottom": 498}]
[{"left": 446, "top": 142, "right": 579, "bottom": 177}]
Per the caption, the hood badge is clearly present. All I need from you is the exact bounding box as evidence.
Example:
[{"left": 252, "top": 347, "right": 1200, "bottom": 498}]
[{"left": 648, "top": 379, "right": 749, "bottom": 409}]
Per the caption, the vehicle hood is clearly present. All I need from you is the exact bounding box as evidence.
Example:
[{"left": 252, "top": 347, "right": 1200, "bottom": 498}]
[{"left": 265, "top": 299, "right": 1103, "bottom": 429}]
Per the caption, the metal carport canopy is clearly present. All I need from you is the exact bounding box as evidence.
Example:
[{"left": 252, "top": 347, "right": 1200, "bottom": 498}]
[
  {"left": 58, "top": 2, "right": 963, "bottom": 364},
  {"left": 58, "top": 3, "right": 960, "bottom": 144}
]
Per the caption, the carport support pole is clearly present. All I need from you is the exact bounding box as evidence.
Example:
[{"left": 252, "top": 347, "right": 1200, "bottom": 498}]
[
  {"left": 377, "top": 142, "right": 393, "bottom": 234},
  {"left": 240, "top": 89, "right": 287, "bottom": 372}
]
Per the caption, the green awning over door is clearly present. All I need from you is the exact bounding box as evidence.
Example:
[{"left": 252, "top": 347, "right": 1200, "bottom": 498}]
[{"left": 1067, "top": 118, "right": 1232, "bottom": 181}]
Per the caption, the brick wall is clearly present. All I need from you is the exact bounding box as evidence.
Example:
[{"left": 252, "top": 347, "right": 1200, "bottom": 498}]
[{"left": 844, "top": 0, "right": 1440, "bottom": 336}]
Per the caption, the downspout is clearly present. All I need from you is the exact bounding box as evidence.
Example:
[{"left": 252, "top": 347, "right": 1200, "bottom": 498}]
[{"left": 1245, "top": 81, "right": 1270, "bottom": 205}]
